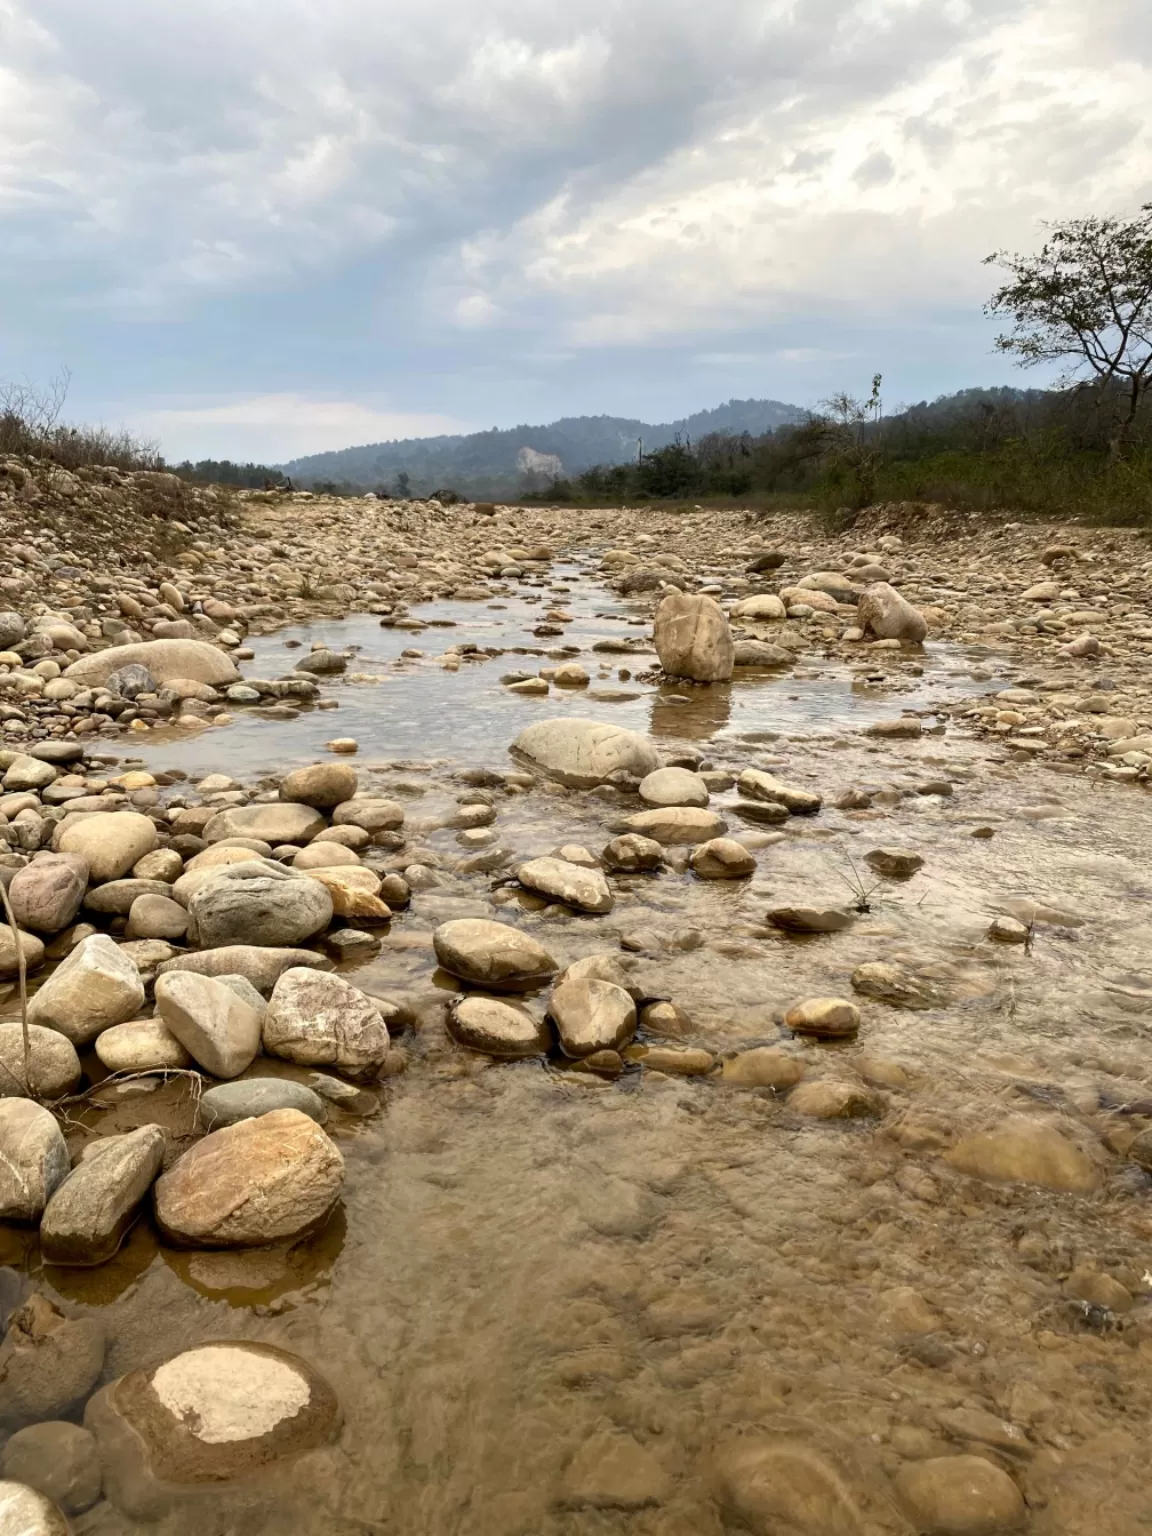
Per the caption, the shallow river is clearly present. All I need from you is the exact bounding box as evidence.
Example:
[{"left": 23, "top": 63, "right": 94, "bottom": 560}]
[{"left": 9, "top": 554, "right": 1152, "bottom": 1534}]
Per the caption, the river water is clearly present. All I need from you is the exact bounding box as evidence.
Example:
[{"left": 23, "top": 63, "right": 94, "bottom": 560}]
[{"left": 8, "top": 553, "right": 1152, "bottom": 1534}]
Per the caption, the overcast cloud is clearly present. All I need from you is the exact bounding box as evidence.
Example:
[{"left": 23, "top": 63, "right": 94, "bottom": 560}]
[{"left": 1, "top": 0, "right": 1150, "bottom": 461}]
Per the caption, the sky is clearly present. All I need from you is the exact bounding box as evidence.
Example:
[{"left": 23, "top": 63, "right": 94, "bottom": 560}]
[{"left": 1, "top": 0, "right": 1150, "bottom": 464}]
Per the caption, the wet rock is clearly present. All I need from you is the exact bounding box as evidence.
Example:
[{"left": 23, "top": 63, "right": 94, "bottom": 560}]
[
  {"left": 789, "top": 1080, "right": 881, "bottom": 1118},
  {"left": 203, "top": 802, "right": 325, "bottom": 845},
  {"left": 0, "top": 1103, "right": 69, "bottom": 1221},
  {"left": 0, "top": 927, "right": 44, "bottom": 982},
  {"left": 0, "top": 1481, "right": 71, "bottom": 1533},
  {"left": 560, "top": 1430, "right": 672, "bottom": 1509},
  {"left": 555, "top": 953, "right": 641, "bottom": 998},
  {"left": 200, "top": 1079, "right": 326, "bottom": 1130},
  {"left": 738, "top": 769, "right": 822, "bottom": 814},
  {"left": 0, "top": 1295, "right": 104, "bottom": 1430},
  {"left": 154, "top": 972, "right": 264, "bottom": 1078},
  {"left": 640, "top": 1000, "right": 694, "bottom": 1036},
  {"left": 858, "top": 582, "right": 928, "bottom": 644},
  {"left": 41, "top": 1125, "right": 166, "bottom": 1267},
  {"left": 0, "top": 1024, "right": 81, "bottom": 1100},
  {"left": 7, "top": 856, "right": 88, "bottom": 935},
  {"left": 188, "top": 864, "right": 334, "bottom": 949},
  {"left": 331, "top": 798, "right": 405, "bottom": 833},
  {"left": 433, "top": 918, "right": 556, "bottom": 991},
  {"left": 156, "top": 945, "right": 332, "bottom": 994},
  {"left": 125, "top": 894, "right": 189, "bottom": 940},
  {"left": 84, "top": 1341, "right": 341, "bottom": 1522},
  {"left": 689, "top": 838, "right": 756, "bottom": 879},
  {"left": 987, "top": 916, "right": 1030, "bottom": 944},
  {"left": 864, "top": 847, "right": 924, "bottom": 877},
  {"left": 638, "top": 766, "right": 709, "bottom": 807},
  {"left": 64, "top": 638, "right": 239, "bottom": 689},
  {"left": 511, "top": 717, "right": 660, "bottom": 787},
  {"left": 713, "top": 1438, "right": 863, "bottom": 1536},
  {"left": 27, "top": 934, "right": 146, "bottom": 1045},
  {"left": 263, "top": 969, "right": 391, "bottom": 1081},
  {"left": 620, "top": 807, "right": 726, "bottom": 845},
  {"left": 305, "top": 866, "right": 392, "bottom": 923},
  {"left": 309, "top": 1073, "right": 379, "bottom": 1115},
  {"left": 449, "top": 995, "right": 551, "bottom": 1058},
  {"left": 866, "top": 717, "right": 922, "bottom": 739},
  {"left": 785, "top": 998, "right": 861, "bottom": 1037},
  {"left": 154, "top": 1109, "right": 344, "bottom": 1247},
  {"left": 279, "top": 762, "right": 358, "bottom": 808},
  {"left": 623, "top": 1043, "right": 713, "bottom": 1076},
  {"left": 947, "top": 1117, "right": 1101, "bottom": 1192},
  {"left": 549, "top": 978, "right": 636, "bottom": 1057},
  {"left": 516, "top": 856, "right": 613, "bottom": 914},
  {"left": 56, "top": 811, "right": 157, "bottom": 882},
  {"left": 1064, "top": 1265, "right": 1134, "bottom": 1313},
  {"left": 767, "top": 905, "right": 854, "bottom": 934},
  {"left": 894, "top": 1455, "right": 1025, "bottom": 1534},
  {"left": 720, "top": 1048, "right": 805, "bottom": 1089},
  {"left": 601, "top": 834, "right": 664, "bottom": 873},
  {"left": 653, "top": 591, "right": 734, "bottom": 682},
  {"left": 851, "top": 962, "right": 930, "bottom": 1008},
  {"left": 95, "top": 1018, "right": 192, "bottom": 1074},
  {"left": 0, "top": 1424, "right": 101, "bottom": 1515}
]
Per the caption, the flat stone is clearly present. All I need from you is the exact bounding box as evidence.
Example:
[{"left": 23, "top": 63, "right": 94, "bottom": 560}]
[
  {"left": 202, "top": 803, "right": 325, "bottom": 846},
  {"left": 864, "top": 847, "right": 924, "bottom": 877},
  {"left": 449, "top": 995, "right": 551, "bottom": 1058},
  {"left": 517, "top": 856, "right": 613, "bottom": 914},
  {"left": 510, "top": 717, "right": 660, "bottom": 788},
  {"left": 65, "top": 639, "right": 240, "bottom": 689},
  {"left": 767, "top": 906, "right": 855, "bottom": 934},
  {"left": 156, "top": 945, "right": 333, "bottom": 994},
  {"left": 95, "top": 1019, "right": 192, "bottom": 1074},
  {"left": 720, "top": 1048, "right": 806, "bottom": 1089},
  {"left": 788, "top": 1080, "right": 882, "bottom": 1119}
]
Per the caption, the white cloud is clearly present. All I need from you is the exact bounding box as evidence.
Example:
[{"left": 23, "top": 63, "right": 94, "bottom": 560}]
[{"left": 131, "top": 394, "right": 471, "bottom": 463}]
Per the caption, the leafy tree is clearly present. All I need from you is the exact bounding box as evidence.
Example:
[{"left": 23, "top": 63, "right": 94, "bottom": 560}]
[{"left": 985, "top": 206, "right": 1152, "bottom": 459}]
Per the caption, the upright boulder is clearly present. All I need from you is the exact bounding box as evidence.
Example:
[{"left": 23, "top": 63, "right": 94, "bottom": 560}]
[
  {"left": 154, "top": 973, "right": 264, "bottom": 1078},
  {"left": 653, "top": 593, "right": 734, "bottom": 682},
  {"left": 857, "top": 582, "right": 928, "bottom": 644},
  {"left": 41, "top": 1126, "right": 166, "bottom": 1267}
]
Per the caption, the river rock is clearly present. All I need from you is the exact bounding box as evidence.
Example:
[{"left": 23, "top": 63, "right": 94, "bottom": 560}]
[
  {"left": 304, "top": 866, "right": 391, "bottom": 922},
  {"left": 7, "top": 856, "right": 88, "bottom": 936},
  {"left": 0, "top": 1295, "right": 104, "bottom": 1431},
  {"left": 555, "top": 953, "right": 642, "bottom": 999},
  {"left": 200, "top": 1079, "right": 327, "bottom": 1130},
  {"left": 188, "top": 865, "right": 333, "bottom": 949},
  {"left": 293, "top": 842, "right": 361, "bottom": 870},
  {"left": 738, "top": 769, "right": 821, "bottom": 814},
  {"left": 449, "top": 996, "right": 551, "bottom": 1058},
  {"left": 720, "top": 1048, "right": 806, "bottom": 1089},
  {"left": 713, "top": 1438, "right": 863, "bottom": 1536},
  {"left": 516, "top": 857, "right": 613, "bottom": 914},
  {"left": 3, "top": 756, "right": 55, "bottom": 792},
  {"left": 279, "top": 762, "right": 358, "bottom": 808},
  {"left": 64, "top": 639, "right": 240, "bottom": 689},
  {"left": 433, "top": 919, "right": 556, "bottom": 990},
  {"left": 731, "top": 594, "right": 787, "bottom": 622},
  {"left": 0, "top": 1024, "right": 81, "bottom": 1099},
  {"left": 734, "top": 639, "right": 791, "bottom": 666},
  {"left": 154, "top": 972, "right": 263, "bottom": 1078},
  {"left": 653, "top": 592, "right": 734, "bottom": 681},
  {"left": 767, "top": 905, "right": 855, "bottom": 934},
  {"left": 0, "top": 1481, "right": 71, "bottom": 1533},
  {"left": 126, "top": 894, "right": 189, "bottom": 940},
  {"left": 330, "top": 798, "right": 405, "bottom": 834},
  {"left": 262, "top": 969, "right": 390, "bottom": 1081},
  {"left": 510, "top": 718, "right": 660, "bottom": 787},
  {"left": 857, "top": 582, "right": 928, "bottom": 644},
  {"left": 84, "top": 1341, "right": 341, "bottom": 1522},
  {"left": 156, "top": 946, "right": 332, "bottom": 994},
  {"left": 560, "top": 1430, "right": 672, "bottom": 1509},
  {"left": 947, "top": 1117, "right": 1101, "bottom": 1192},
  {"left": 41, "top": 1126, "right": 166, "bottom": 1267},
  {"left": 0, "top": 1103, "right": 69, "bottom": 1221},
  {"left": 202, "top": 803, "right": 325, "bottom": 845},
  {"left": 95, "top": 1019, "right": 192, "bottom": 1074},
  {"left": 601, "top": 834, "right": 664, "bottom": 873},
  {"left": 864, "top": 847, "right": 924, "bottom": 877},
  {"left": 0, "top": 1424, "right": 101, "bottom": 1516},
  {"left": 689, "top": 838, "right": 756, "bottom": 879},
  {"left": 851, "top": 961, "right": 931, "bottom": 1007},
  {"left": 549, "top": 979, "right": 636, "bottom": 1058},
  {"left": 56, "top": 812, "right": 158, "bottom": 882},
  {"left": 620, "top": 807, "right": 726, "bottom": 845},
  {"left": 788, "top": 1080, "right": 882, "bottom": 1119},
  {"left": 154, "top": 1109, "right": 344, "bottom": 1247},
  {"left": 0, "top": 926, "right": 45, "bottom": 981},
  {"left": 638, "top": 767, "right": 709, "bottom": 807},
  {"left": 894, "top": 1455, "right": 1025, "bottom": 1534},
  {"left": 27, "top": 934, "right": 146, "bottom": 1045},
  {"left": 785, "top": 998, "right": 861, "bottom": 1037},
  {"left": 83, "top": 878, "right": 176, "bottom": 917}
]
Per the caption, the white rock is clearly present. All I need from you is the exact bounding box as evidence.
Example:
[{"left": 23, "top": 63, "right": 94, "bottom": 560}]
[{"left": 511, "top": 718, "right": 659, "bottom": 788}]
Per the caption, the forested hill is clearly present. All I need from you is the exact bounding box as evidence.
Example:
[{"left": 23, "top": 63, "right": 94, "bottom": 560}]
[{"left": 279, "top": 397, "right": 806, "bottom": 494}]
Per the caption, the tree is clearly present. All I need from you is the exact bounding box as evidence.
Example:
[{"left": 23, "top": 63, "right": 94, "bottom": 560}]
[
  {"left": 816, "top": 374, "right": 884, "bottom": 506},
  {"left": 985, "top": 206, "right": 1152, "bottom": 459}
]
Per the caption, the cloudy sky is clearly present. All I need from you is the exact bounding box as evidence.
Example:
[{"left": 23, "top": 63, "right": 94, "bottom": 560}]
[{"left": 2, "top": 0, "right": 1150, "bottom": 463}]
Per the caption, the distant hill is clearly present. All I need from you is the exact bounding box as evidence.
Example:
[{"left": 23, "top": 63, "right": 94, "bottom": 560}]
[{"left": 280, "top": 397, "right": 807, "bottom": 496}]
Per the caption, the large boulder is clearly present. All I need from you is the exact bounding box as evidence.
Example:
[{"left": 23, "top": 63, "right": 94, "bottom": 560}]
[
  {"left": 0, "top": 1024, "right": 81, "bottom": 1099},
  {"left": 27, "top": 934, "right": 145, "bottom": 1046},
  {"left": 154, "top": 973, "right": 264, "bottom": 1078},
  {"left": 64, "top": 639, "right": 239, "bottom": 689},
  {"left": 202, "top": 803, "right": 325, "bottom": 846},
  {"left": 153, "top": 1109, "right": 344, "bottom": 1247},
  {"left": 262, "top": 969, "right": 390, "bottom": 1082},
  {"left": 0, "top": 1296, "right": 105, "bottom": 1433},
  {"left": 56, "top": 812, "right": 157, "bottom": 883},
  {"left": 84, "top": 1342, "right": 340, "bottom": 1523},
  {"left": 857, "top": 582, "right": 928, "bottom": 644},
  {"left": 653, "top": 593, "right": 734, "bottom": 682},
  {"left": 0, "top": 1103, "right": 69, "bottom": 1221},
  {"left": 433, "top": 919, "right": 556, "bottom": 991},
  {"left": 155, "top": 945, "right": 332, "bottom": 995},
  {"left": 510, "top": 718, "right": 659, "bottom": 788},
  {"left": 40, "top": 1126, "right": 166, "bottom": 1267},
  {"left": 187, "top": 865, "right": 333, "bottom": 950},
  {"left": 516, "top": 857, "right": 613, "bottom": 914}
]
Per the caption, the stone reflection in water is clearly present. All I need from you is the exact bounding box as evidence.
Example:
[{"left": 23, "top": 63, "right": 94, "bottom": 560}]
[{"left": 649, "top": 680, "right": 733, "bottom": 741}]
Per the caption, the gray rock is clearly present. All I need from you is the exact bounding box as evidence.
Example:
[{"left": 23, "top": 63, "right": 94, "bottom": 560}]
[
  {"left": 0, "top": 1423, "right": 101, "bottom": 1515},
  {"left": 154, "top": 972, "right": 264, "bottom": 1078},
  {"left": 733, "top": 639, "right": 791, "bottom": 667},
  {"left": 104, "top": 663, "right": 156, "bottom": 699},
  {"left": 262, "top": 969, "right": 390, "bottom": 1082},
  {"left": 0, "top": 613, "right": 26, "bottom": 649},
  {"left": 155, "top": 945, "right": 333, "bottom": 995},
  {"left": 767, "top": 905, "right": 855, "bottom": 934},
  {"left": 27, "top": 934, "right": 146, "bottom": 1045},
  {"left": 40, "top": 1125, "right": 166, "bottom": 1267},
  {"left": 653, "top": 592, "right": 734, "bottom": 682},
  {"left": 188, "top": 864, "right": 333, "bottom": 949},
  {"left": 549, "top": 979, "right": 637, "bottom": 1058},
  {"left": 200, "top": 1079, "right": 327, "bottom": 1130},
  {"left": 510, "top": 717, "right": 659, "bottom": 788},
  {"left": 737, "top": 769, "right": 821, "bottom": 814},
  {"left": 0, "top": 1294, "right": 105, "bottom": 1431},
  {"left": 0, "top": 1103, "right": 70, "bottom": 1221},
  {"left": 8, "top": 855, "right": 88, "bottom": 935},
  {"left": 0, "top": 1024, "right": 81, "bottom": 1100},
  {"left": 202, "top": 802, "right": 326, "bottom": 846}
]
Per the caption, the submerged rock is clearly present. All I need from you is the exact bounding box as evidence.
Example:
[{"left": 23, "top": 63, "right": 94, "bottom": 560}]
[
  {"left": 0, "top": 1295, "right": 105, "bottom": 1431},
  {"left": 449, "top": 996, "right": 551, "bottom": 1058},
  {"left": 511, "top": 717, "right": 660, "bottom": 788},
  {"left": 0, "top": 1424, "right": 101, "bottom": 1516},
  {"left": 947, "top": 1118, "right": 1101, "bottom": 1193},
  {"left": 894, "top": 1455, "right": 1025, "bottom": 1534}
]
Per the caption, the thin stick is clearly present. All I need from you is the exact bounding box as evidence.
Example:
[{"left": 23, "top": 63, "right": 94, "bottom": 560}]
[{"left": 0, "top": 875, "right": 32, "bottom": 1098}]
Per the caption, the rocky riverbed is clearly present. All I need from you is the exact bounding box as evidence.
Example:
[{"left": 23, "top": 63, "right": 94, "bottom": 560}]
[{"left": 0, "top": 460, "right": 1149, "bottom": 1532}]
